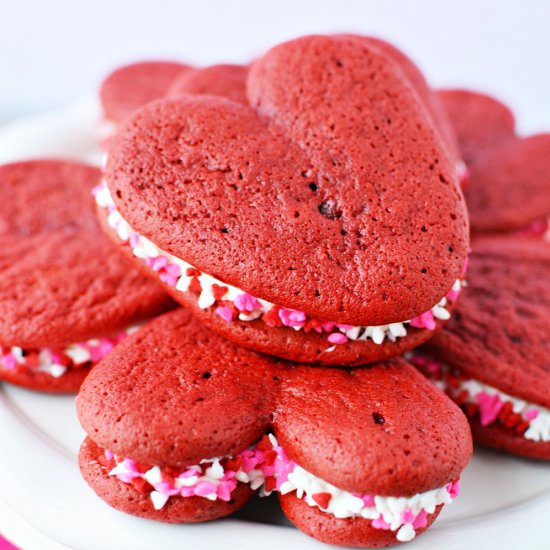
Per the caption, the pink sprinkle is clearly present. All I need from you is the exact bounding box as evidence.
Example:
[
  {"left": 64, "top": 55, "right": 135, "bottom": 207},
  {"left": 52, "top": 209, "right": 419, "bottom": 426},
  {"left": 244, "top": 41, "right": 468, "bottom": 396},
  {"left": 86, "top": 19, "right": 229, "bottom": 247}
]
[
  {"left": 327, "top": 332, "right": 348, "bottom": 345},
  {"left": 372, "top": 517, "right": 391, "bottom": 530},
  {"left": 180, "top": 468, "right": 200, "bottom": 479},
  {"left": 156, "top": 481, "right": 179, "bottom": 496},
  {"left": 1, "top": 353, "right": 17, "bottom": 370},
  {"left": 180, "top": 486, "right": 195, "bottom": 497},
  {"left": 129, "top": 232, "right": 140, "bottom": 249},
  {"left": 194, "top": 481, "right": 217, "bottom": 497},
  {"left": 241, "top": 455, "right": 259, "bottom": 472},
  {"left": 361, "top": 494, "right": 375, "bottom": 507},
  {"left": 401, "top": 508, "right": 415, "bottom": 524},
  {"left": 410, "top": 310, "right": 436, "bottom": 331},
  {"left": 216, "top": 306, "right": 234, "bottom": 323},
  {"left": 159, "top": 273, "right": 179, "bottom": 287},
  {"left": 116, "top": 472, "right": 138, "bottom": 483},
  {"left": 412, "top": 509, "right": 428, "bottom": 528},
  {"left": 234, "top": 293, "right": 261, "bottom": 313},
  {"left": 84, "top": 340, "right": 116, "bottom": 363},
  {"left": 279, "top": 308, "right": 307, "bottom": 328},
  {"left": 48, "top": 349, "right": 64, "bottom": 364},
  {"left": 164, "top": 263, "right": 182, "bottom": 277},
  {"left": 476, "top": 392, "right": 504, "bottom": 426},
  {"left": 217, "top": 479, "right": 237, "bottom": 501},
  {"left": 151, "top": 256, "right": 168, "bottom": 272},
  {"left": 320, "top": 321, "right": 336, "bottom": 332},
  {"left": 122, "top": 458, "right": 139, "bottom": 474},
  {"left": 524, "top": 409, "right": 539, "bottom": 421},
  {"left": 446, "top": 479, "right": 460, "bottom": 499},
  {"left": 105, "top": 450, "right": 114, "bottom": 460}
]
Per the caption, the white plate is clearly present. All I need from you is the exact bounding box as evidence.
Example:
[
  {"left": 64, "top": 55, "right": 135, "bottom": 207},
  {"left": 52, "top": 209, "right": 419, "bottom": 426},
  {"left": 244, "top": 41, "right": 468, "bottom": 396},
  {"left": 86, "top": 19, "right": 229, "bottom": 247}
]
[{"left": 0, "top": 103, "right": 549, "bottom": 550}]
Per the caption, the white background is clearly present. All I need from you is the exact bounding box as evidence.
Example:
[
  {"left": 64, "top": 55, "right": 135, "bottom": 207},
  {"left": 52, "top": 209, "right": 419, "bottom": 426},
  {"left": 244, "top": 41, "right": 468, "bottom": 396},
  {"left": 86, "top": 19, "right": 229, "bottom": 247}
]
[{"left": 1, "top": 0, "right": 550, "bottom": 133}]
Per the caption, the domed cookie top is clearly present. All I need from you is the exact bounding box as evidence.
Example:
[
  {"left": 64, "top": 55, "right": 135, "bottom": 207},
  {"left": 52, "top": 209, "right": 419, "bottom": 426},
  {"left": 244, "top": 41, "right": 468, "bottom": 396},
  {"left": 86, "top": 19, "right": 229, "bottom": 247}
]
[
  {"left": 438, "top": 89, "right": 516, "bottom": 164},
  {"left": 105, "top": 35, "right": 468, "bottom": 323},
  {"left": 78, "top": 308, "right": 279, "bottom": 466},
  {"left": 78, "top": 308, "right": 471, "bottom": 542},
  {"left": 465, "top": 134, "right": 550, "bottom": 235},
  {"left": 0, "top": 160, "right": 173, "bottom": 350},
  {"left": 100, "top": 61, "right": 190, "bottom": 124},
  {"left": 274, "top": 358, "right": 471, "bottom": 496},
  {"left": 416, "top": 237, "right": 550, "bottom": 459}
]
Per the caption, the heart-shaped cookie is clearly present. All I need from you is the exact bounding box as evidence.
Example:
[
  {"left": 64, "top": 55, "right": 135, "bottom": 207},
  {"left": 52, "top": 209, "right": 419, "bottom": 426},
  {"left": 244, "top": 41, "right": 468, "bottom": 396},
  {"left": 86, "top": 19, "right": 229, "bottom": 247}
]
[
  {"left": 0, "top": 160, "right": 174, "bottom": 392},
  {"left": 100, "top": 35, "right": 469, "bottom": 365},
  {"left": 78, "top": 308, "right": 472, "bottom": 545},
  {"left": 465, "top": 134, "right": 550, "bottom": 236},
  {"left": 413, "top": 237, "right": 550, "bottom": 459},
  {"left": 100, "top": 61, "right": 191, "bottom": 125},
  {"left": 437, "top": 89, "right": 516, "bottom": 165}
]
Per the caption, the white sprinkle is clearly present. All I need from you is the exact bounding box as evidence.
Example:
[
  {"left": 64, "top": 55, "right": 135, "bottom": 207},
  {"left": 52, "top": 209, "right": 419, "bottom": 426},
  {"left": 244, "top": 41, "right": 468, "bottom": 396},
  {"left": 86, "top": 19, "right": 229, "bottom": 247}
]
[
  {"left": 176, "top": 275, "right": 192, "bottom": 292},
  {"left": 47, "top": 364, "right": 67, "bottom": 378},
  {"left": 64, "top": 345, "right": 91, "bottom": 365},
  {"left": 143, "top": 466, "right": 163, "bottom": 486},
  {"left": 388, "top": 323, "right": 407, "bottom": 338},
  {"left": 396, "top": 523, "right": 415, "bottom": 542},
  {"left": 371, "top": 326, "right": 386, "bottom": 345},
  {"left": 150, "top": 491, "right": 170, "bottom": 510},
  {"left": 142, "top": 239, "right": 160, "bottom": 258},
  {"left": 205, "top": 460, "right": 224, "bottom": 481}
]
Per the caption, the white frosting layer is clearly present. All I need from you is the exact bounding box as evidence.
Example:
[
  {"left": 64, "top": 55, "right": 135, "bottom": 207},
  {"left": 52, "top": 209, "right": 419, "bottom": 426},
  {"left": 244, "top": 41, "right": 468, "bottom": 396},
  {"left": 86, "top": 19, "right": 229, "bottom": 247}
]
[
  {"left": 268, "top": 435, "right": 457, "bottom": 543},
  {"left": 433, "top": 372, "right": 550, "bottom": 443},
  {"left": 96, "top": 182, "right": 462, "bottom": 346},
  {"left": 2, "top": 326, "right": 139, "bottom": 378}
]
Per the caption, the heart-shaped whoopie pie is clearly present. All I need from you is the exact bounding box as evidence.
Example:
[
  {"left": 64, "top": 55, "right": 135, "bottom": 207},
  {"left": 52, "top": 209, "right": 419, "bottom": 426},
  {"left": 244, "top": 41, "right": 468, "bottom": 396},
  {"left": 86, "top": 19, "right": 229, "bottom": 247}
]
[
  {"left": 412, "top": 237, "right": 550, "bottom": 460},
  {"left": 98, "top": 34, "right": 469, "bottom": 365},
  {"left": 78, "top": 308, "right": 472, "bottom": 546},
  {"left": 0, "top": 160, "right": 174, "bottom": 393}
]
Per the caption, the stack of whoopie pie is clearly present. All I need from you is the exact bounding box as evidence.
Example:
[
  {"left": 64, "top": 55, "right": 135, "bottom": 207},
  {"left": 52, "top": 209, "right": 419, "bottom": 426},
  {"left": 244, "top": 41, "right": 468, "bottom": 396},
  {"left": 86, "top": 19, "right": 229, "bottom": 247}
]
[{"left": 3, "top": 33, "right": 549, "bottom": 549}]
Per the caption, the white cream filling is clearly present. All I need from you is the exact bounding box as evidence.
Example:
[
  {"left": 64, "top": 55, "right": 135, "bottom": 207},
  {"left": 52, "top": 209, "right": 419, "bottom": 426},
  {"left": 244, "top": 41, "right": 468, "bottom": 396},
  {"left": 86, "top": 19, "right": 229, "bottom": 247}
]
[
  {"left": 108, "top": 454, "right": 267, "bottom": 510},
  {"left": 267, "top": 436, "right": 456, "bottom": 543},
  {"left": 96, "top": 183, "right": 461, "bottom": 345},
  {"left": 432, "top": 373, "right": 550, "bottom": 443},
  {"left": 8, "top": 347, "right": 68, "bottom": 378},
  {"left": 2, "top": 326, "right": 139, "bottom": 379}
]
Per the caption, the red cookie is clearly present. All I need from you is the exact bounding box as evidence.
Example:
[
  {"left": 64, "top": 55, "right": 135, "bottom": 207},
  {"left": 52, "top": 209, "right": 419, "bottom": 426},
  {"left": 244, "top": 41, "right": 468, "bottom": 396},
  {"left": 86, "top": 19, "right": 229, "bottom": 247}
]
[
  {"left": 437, "top": 89, "right": 516, "bottom": 164},
  {"left": 166, "top": 64, "right": 249, "bottom": 105},
  {"left": 100, "top": 61, "right": 190, "bottom": 125},
  {"left": 273, "top": 361, "right": 472, "bottom": 547},
  {"left": 465, "top": 134, "right": 550, "bottom": 236},
  {"left": 99, "top": 34, "right": 469, "bottom": 366},
  {"left": 77, "top": 308, "right": 472, "bottom": 545},
  {"left": 0, "top": 160, "right": 174, "bottom": 393},
  {"left": 412, "top": 237, "right": 550, "bottom": 459},
  {"left": 78, "top": 308, "right": 280, "bottom": 522}
]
